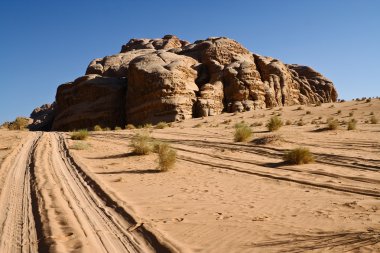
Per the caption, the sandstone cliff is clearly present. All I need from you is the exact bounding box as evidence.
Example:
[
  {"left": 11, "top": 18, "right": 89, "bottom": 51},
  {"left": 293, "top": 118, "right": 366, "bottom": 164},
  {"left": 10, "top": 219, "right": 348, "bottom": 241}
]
[{"left": 32, "top": 35, "right": 338, "bottom": 131}]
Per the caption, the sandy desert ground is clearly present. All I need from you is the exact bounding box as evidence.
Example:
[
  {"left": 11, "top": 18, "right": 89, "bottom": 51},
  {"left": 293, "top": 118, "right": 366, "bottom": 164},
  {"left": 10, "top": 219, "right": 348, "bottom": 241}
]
[{"left": 0, "top": 99, "right": 380, "bottom": 253}]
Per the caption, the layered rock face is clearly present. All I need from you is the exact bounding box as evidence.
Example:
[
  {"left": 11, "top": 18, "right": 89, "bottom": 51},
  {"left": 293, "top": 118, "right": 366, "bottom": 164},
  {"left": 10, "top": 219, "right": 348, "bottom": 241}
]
[{"left": 46, "top": 35, "right": 337, "bottom": 131}]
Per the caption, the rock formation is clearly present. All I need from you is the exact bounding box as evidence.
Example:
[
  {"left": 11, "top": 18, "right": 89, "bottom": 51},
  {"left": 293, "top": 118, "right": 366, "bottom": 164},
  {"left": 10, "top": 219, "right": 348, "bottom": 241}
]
[{"left": 32, "top": 35, "right": 338, "bottom": 131}]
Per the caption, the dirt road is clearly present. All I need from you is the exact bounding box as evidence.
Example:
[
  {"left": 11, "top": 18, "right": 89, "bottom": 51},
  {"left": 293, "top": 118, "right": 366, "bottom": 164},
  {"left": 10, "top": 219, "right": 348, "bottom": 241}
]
[{"left": 0, "top": 132, "right": 170, "bottom": 253}]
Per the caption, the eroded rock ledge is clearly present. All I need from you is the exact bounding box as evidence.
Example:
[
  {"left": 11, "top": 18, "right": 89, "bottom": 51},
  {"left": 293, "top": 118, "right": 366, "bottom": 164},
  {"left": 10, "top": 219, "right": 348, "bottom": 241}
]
[{"left": 31, "top": 35, "right": 338, "bottom": 131}]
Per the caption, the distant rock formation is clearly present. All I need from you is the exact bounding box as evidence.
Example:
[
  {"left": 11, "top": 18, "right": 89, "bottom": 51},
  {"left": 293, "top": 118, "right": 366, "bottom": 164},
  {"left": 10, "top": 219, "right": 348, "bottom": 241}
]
[{"left": 32, "top": 35, "right": 338, "bottom": 131}]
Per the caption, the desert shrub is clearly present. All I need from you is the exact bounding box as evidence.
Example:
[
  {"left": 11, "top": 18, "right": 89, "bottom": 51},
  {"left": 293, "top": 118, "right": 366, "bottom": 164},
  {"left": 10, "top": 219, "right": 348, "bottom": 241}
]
[
  {"left": 130, "top": 132, "right": 154, "bottom": 155},
  {"left": 347, "top": 119, "right": 357, "bottom": 130},
  {"left": 337, "top": 110, "right": 342, "bottom": 114},
  {"left": 266, "top": 116, "right": 283, "bottom": 132},
  {"left": 285, "top": 120, "right": 292, "bottom": 126},
  {"left": 234, "top": 123, "right": 252, "bottom": 142},
  {"left": 115, "top": 126, "right": 122, "bottom": 131},
  {"left": 155, "top": 122, "right": 168, "bottom": 129},
  {"left": 93, "top": 125, "right": 102, "bottom": 131},
  {"left": 366, "top": 98, "right": 372, "bottom": 103},
  {"left": 70, "top": 142, "right": 90, "bottom": 150},
  {"left": 306, "top": 111, "right": 311, "bottom": 115},
  {"left": 327, "top": 118, "right": 339, "bottom": 130},
  {"left": 349, "top": 112, "right": 354, "bottom": 117},
  {"left": 8, "top": 117, "right": 30, "bottom": 130},
  {"left": 126, "top": 124, "right": 136, "bottom": 130},
  {"left": 71, "top": 129, "right": 89, "bottom": 140},
  {"left": 103, "top": 127, "right": 111, "bottom": 131},
  {"left": 283, "top": 147, "right": 314, "bottom": 165},
  {"left": 155, "top": 142, "right": 177, "bottom": 172},
  {"left": 370, "top": 116, "right": 378, "bottom": 124},
  {"left": 144, "top": 123, "right": 152, "bottom": 129}
]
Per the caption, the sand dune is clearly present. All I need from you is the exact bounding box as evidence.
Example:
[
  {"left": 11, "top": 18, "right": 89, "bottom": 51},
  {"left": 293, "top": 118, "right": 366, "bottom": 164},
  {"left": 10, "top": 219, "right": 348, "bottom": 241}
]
[{"left": 0, "top": 99, "right": 379, "bottom": 252}]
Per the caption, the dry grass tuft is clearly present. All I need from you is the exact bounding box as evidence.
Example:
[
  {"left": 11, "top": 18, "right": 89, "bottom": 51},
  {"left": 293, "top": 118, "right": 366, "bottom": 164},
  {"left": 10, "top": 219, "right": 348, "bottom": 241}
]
[
  {"left": 327, "top": 118, "right": 339, "bottom": 130},
  {"left": 155, "top": 142, "right": 177, "bottom": 172},
  {"left": 266, "top": 116, "right": 283, "bottom": 131},
  {"left": 70, "top": 142, "right": 91, "bottom": 150},
  {"left": 234, "top": 123, "right": 252, "bottom": 142},
  {"left": 347, "top": 119, "right": 357, "bottom": 130},
  {"left": 71, "top": 129, "right": 89, "bottom": 140},
  {"left": 155, "top": 122, "right": 169, "bottom": 129},
  {"left": 126, "top": 124, "right": 136, "bottom": 130},
  {"left": 283, "top": 147, "right": 314, "bottom": 165},
  {"left": 130, "top": 131, "right": 154, "bottom": 155},
  {"left": 93, "top": 125, "right": 103, "bottom": 131}
]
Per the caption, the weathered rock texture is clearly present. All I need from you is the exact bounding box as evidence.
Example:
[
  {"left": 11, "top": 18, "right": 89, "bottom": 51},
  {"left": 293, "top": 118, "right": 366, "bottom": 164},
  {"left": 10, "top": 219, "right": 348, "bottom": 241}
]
[
  {"left": 42, "top": 35, "right": 338, "bottom": 131},
  {"left": 29, "top": 103, "right": 56, "bottom": 131}
]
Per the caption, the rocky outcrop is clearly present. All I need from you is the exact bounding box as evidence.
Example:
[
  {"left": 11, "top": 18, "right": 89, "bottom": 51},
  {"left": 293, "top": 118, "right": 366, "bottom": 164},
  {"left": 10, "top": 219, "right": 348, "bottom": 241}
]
[
  {"left": 29, "top": 103, "right": 56, "bottom": 131},
  {"left": 41, "top": 35, "right": 338, "bottom": 131},
  {"left": 52, "top": 75, "right": 127, "bottom": 131}
]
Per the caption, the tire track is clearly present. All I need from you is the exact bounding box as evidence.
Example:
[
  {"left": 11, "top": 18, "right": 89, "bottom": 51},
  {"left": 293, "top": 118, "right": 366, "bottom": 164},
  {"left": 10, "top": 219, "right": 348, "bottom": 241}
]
[{"left": 0, "top": 132, "right": 44, "bottom": 252}]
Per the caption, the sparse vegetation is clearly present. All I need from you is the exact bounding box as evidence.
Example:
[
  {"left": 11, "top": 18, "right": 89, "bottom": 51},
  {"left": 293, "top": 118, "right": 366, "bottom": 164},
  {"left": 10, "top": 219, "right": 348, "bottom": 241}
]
[
  {"left": 297, "top": 118, "right": 305, "bottom": 126},
  {"left": 285, "top": 120, "right": 292, "bottom": 126},
  {"left": 155, "top": 142, "right": 177, "bottom": 172},
  {"left": 370, "top": 116, "right": 378, "bottom": 124},
  {"left": 306, "top": 111, "right": 311, "bottom": 115},
  {"left": 327, "top": 118, "right": 339, "bottom": 130},
  {"left": 366, "top": 98, "right": 372, "bottom": 103},
  {"left": 7, "top": 117, "right": 30, "bottom": 130},
  {"left": 70, "top": 142, "right": 91, "bottom": 150},
  {"left": 71, "top": 129, "right": 89, "bottom": 140},
  {"left": 126, "top": 124, "right": 136, "bottom": 130},
  {"left": 337, "top": 110, "right": 342, "bottom": 114},
  {"left": 130, "top": 131, "right": 154, "bottom": 155},
  {"left": 93, "top": 125, "right": 103, "bottom": 131},
  {"left": 283, "top": 147, "right": 314, "bottom": 165},
  {"left": 266, "top": 116, "right": 283, "bottom": 132},
  {"left": 234, "top": 123, "right": 252, "bottom": 142},
  {"left": 156, "top": 122, "right": 169, "bottom": 129},
  {"left": 115, "top": 126, "right": 122, "bottom": 131},
  {"left": 347, "top": 119, "right": 357, "bottom": 130},
  {"left": 349, "top": 112, "right": 354, "bottom": 117},
  {"left": 103, "top": 127, "right": 111, "bottom": 131}
]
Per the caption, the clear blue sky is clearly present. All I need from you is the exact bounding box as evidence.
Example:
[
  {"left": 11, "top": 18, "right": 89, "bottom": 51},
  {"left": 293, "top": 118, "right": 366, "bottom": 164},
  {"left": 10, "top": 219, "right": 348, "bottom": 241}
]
[{"left": 1, "top": 0, "right": 379, "bottom": 123}]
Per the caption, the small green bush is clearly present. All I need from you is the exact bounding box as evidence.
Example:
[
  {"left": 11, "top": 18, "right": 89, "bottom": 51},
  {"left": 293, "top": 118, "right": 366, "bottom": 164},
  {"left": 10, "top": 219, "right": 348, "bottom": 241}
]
[
  {"left": 103, "top": 127, "right": 111, "bottom": 131},
  {"left": 71, "top": 129, "right": 89, "bottom": 140},
  {"left": 370, "top": 116, "right": 378, "bottom": 124},
  {"left": 130, "top": 132, "right": 154, "bottom": 155},
  {"left": 115, "top": 126, "right": 122, "bottom": 131},
  {"left": 155, "top": 142, "right": 177, "bottom": 172},
  {"left": 93, "top": 125, "right": 102, "bottom": 131},
  {"left": 283, "top": 147, "right": 314, "bottom": 165},
  {"left": 266, "top": 116, "right": 283, "bottom": 131},
  {"left": 347, "top": 119, "right": 357, "bottom": 130},
  {"left": 234, "top": 123, "right": 252, "bottom": 142},
  {"left": 156, "top": 122, "right": 168, "bottom": 129}
]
